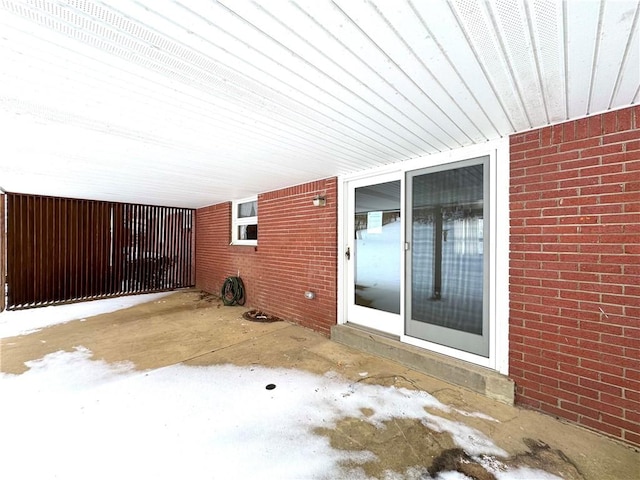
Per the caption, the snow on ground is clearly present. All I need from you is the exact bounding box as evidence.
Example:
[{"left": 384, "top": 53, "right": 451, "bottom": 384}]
[
  {"left": 0, "top": 292, "right": 173, "bottom": 338},
  {"left": 0, "top": 300, "right": 561, "bottom": 479},
  {"left": 0, "top": 349, "right": 561, "bottom": 480}
]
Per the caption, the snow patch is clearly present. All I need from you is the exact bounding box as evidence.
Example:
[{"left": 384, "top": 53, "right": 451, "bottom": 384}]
[
  {"left": 0, "top": 292, "right": 173, "bottom": 338},
  {"left": 1, "top": 348, "right": 559, "bottom": 479}
]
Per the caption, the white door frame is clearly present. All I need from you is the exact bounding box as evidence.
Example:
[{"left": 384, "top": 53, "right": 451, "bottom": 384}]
[
  {"left": 344, "top": 171, "right": 404, "bottom": 336},
  {"left": 337, "top": 139, "right": 510, "bottom": 374}
]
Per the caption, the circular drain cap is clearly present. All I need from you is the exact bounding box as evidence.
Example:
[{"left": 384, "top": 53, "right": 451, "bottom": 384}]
[{"left": 266, "top": 384, "right": 276, "bottom": 390}]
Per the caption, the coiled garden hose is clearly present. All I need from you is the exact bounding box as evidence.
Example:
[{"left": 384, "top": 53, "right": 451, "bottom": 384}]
[{"left": 221, "top": 276, "right": 246, "bottom": 306}]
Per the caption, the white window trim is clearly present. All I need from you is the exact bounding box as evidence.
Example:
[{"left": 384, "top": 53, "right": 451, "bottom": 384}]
[{"left": 231, "top": 196, "right": 258, "bottom": 246}]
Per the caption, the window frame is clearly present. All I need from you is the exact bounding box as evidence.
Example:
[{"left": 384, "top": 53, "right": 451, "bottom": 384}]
[{"left": 231, "top": 196, "right": 258, "bottom": 246}]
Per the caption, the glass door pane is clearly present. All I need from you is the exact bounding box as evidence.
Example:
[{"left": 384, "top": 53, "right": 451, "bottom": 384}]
[
  {"left": 354, "top": 181, "right": 401, "bottom": 314},
  {"left": 406, "top": 158, "right": 489, "bottom": 357}
]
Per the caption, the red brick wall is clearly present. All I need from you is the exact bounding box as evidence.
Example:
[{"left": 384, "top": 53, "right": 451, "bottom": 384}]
[
  {"left": 509, "top": 106, "right": 640, "bottom": 445},
  {"left": 196, "top": 178, "right": 337, "bottom": 335}
]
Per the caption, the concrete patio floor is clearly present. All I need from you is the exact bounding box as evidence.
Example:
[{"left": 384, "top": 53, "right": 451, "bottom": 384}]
[{"left": 1, "top": 290, "right": 638, "bottom": 479}]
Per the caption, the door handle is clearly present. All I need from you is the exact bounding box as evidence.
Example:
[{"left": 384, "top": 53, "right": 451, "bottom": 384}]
[{"left": 345, "top": 246, "right": 350, "bottom": 260}]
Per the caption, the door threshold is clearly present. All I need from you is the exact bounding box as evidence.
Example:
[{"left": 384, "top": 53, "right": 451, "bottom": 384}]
[
  {"left": 331, "top": 324, "right": 514, "bottom": 405},
  {"left": 344, "top": 322, "right": 400, "bottom": 341}
]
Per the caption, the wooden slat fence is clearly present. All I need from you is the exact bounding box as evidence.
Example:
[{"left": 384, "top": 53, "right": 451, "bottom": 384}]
[{"left": 5, "top": 193, "right": 194, "bottom": 310}]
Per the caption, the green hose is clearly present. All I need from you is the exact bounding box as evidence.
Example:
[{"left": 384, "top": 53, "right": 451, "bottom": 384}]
[{"left": 221, "top": 276, "right": 246, "bottom": 306}]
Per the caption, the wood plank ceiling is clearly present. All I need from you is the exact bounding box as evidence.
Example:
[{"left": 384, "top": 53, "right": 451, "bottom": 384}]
[{"left": 1, "top": 0, "right": 638, "bottom": 208}]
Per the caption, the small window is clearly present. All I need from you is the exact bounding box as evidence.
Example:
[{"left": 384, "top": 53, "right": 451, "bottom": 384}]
[{"left": 232, "top": 197, "right": 258, "bottom": 245}]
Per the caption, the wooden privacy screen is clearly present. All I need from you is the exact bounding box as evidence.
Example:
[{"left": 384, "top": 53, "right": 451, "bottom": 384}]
[{"left": 5, "top": 193, "right": 194, "bottom": 310}]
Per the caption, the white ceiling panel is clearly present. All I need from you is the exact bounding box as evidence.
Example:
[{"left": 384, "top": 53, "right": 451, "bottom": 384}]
[
  {"left": 528, "top": 0, "right": 566, "bottom": 122},
  {"left": 590, "top": 0, "right": 640, "bottom": 113},
  {"left": 0, "top": 0, "right": 638, "bottom": 208}
]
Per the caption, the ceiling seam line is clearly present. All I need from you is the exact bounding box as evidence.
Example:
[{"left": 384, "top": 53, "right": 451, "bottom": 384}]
[
  {"left": 586, "top": 0, "right": 606, "bottom": 115},
  {"left": 116, "top": 0, "right": 413, "bottom": 157},
  {"left": 40, "top": 0, "right": 401, "bottom": 161},
  {"left": 606, "top": 2, "right": 640, "bottom": 109},
  {"left": 330, "top": 0, "right": 458, "bottom": 148},
  {"left": 562, "top": 0, "right": 570, "bottom": 121},
  {"left": 446, "top": 0, "right": 516, "bottom": 133},
  {"left": 483, "top": 1, "right": 533, "bottom": 129},
  {"left": 164, "top": 0, "right": 421, "bottom": 157},
  {"left": 45, "top": 0, "right": 405, "bottom": 161},
  {"left": 523, "top": 0, "right": 550, "bottom": 125},
  {"left": 406, "top": 0, "right": 501, "bottom": 139},
  {"left": 368, "top": 0, "right": 474, "bottom": 145},
  {"left": 207, "top": 0, "right": 428, "bottom": 154},
  {"left": 0, "top": 33, "right": 377, "bottom": 164},
  {"left": 3, "top": 96, "right": 372, "bottom": 169},
  {"left": 251, "top": 0, "right": 444, "bottom": 151},
  {"left": 0, "top": 51, "right": 379, "bottom": 168},
  {"left": 290, "top": 0, "right": 451, "bottom": 151}
]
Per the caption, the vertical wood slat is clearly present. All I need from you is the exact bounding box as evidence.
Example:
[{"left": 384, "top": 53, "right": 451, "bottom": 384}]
[
  {"left": 178, "top": 210, "right": 184, "bottom": 287},
  {"left": 5, "top": 193, "right": 194, "bottom": 310},
  {"left": 124, "top": 203, "right": 131, "bottom": 294},
  {"left": 43, "top": 198, "right": 51, "bottom": 304},
  {"left": 25, "top": 196, "right": 31, "bottom": 305},
  {"left": 175, "top": 209, "right": 182, "bottom": 287},
  {"left": 178, "top": 211, "right": 185, "bottom": 283},
  {"left": 71, "top": 199, "right": 78, "bottom": 301},
  {"left": 6, "top": 195, "right": 14, "bottom": 307},
  {"left": 0, "top": 193, "right": 5, "bottom": 312},
  {"left": 123, "top": 204, "right": 130, "bottom": 294},
  {"left": 60, "top": 198, "right": 66, "bottom": 301},
  {"left": 131, "top": 204, "right": 137, "bottom": 293},
  {"left": 102, "top": 203, "right": 109, "bottom": 297},
  {"left": 169, "top": 209, "right": 178, "bottom": 288},
  {"left": 188, "top": 210, "right": 193, "bottom": 287},
  {"left": 117, "top": 203, "right": 125, "bottom": 294},
  {"left": 71, "top": 198, "right": 76, "bottom": 299},
  {"left": 154, "top": 205, "right": 159, "bottom": 288},
  {"left": 129, "top": 203, "right": 135, "bottom": 294},
  {"left": 35, "top": 196, "right": 41, "bottom": 304},
  {"left": 183, "top": 211, "right": 190, "bottom": 287},
  {"left": 96, "top": 202, "right": 102, "bottom": 297},
  {"left": 146, "top": 205, "right": 152, "bottom": 289},
  {"left": 8, "top": 195, "right": 15, "bottom": 306},
  {"left": 151, "top": 205, "right": 157, "bottom": 289},
  {"left": 27, "top": 196, "right": 34, "bottom": 304},
  {"left": 141, "top": 205, "right": 146, "bottom": 291},
  {"left": 84, "top": 200, "right": 89, "bottom": 299},
  {"left": 133, "top": 203, "right": 139, "bottom": 294},
  {"left": 159, "top": 208, "right": 166, "bottom": 289},
  {"left": 85, "top": 200, "right": 91, "bottom": 299},
  {"left": 169, "top": 209, "right": 176, "bottom": 289}
]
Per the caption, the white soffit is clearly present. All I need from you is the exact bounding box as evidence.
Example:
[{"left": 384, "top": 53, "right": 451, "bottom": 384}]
[{"left": 0, "top": 0, "right": 638, "bottom": 208}]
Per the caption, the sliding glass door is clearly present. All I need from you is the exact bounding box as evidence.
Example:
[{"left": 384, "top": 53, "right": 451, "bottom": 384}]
[
  {"left": 405, "top": 157, "right": 490, "bottom": 357},
  {"left": 345, "top": 157, "right": 490, "bottom": 357}
]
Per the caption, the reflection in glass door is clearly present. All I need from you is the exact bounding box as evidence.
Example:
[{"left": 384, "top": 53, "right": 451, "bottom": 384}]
[
  {"left": 354, "top": 181, "right": 401, "bottom": 314},
  {"left": 406, "top": 158, "right": 489, "bottom": 357}
]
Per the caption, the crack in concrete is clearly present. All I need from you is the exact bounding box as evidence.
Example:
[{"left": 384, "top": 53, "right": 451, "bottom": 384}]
[
  {"left": 354, "top": 373, "right": 422, "bottom": 390},
  {"left": 333, "top": 425, "right": 368, "bottom": 450},
  {"left": 392, "top": 417, "right": 422, "bottom": 461},
  {"left": 175, "top": 324, "right": 291, "bottom": 366}
]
